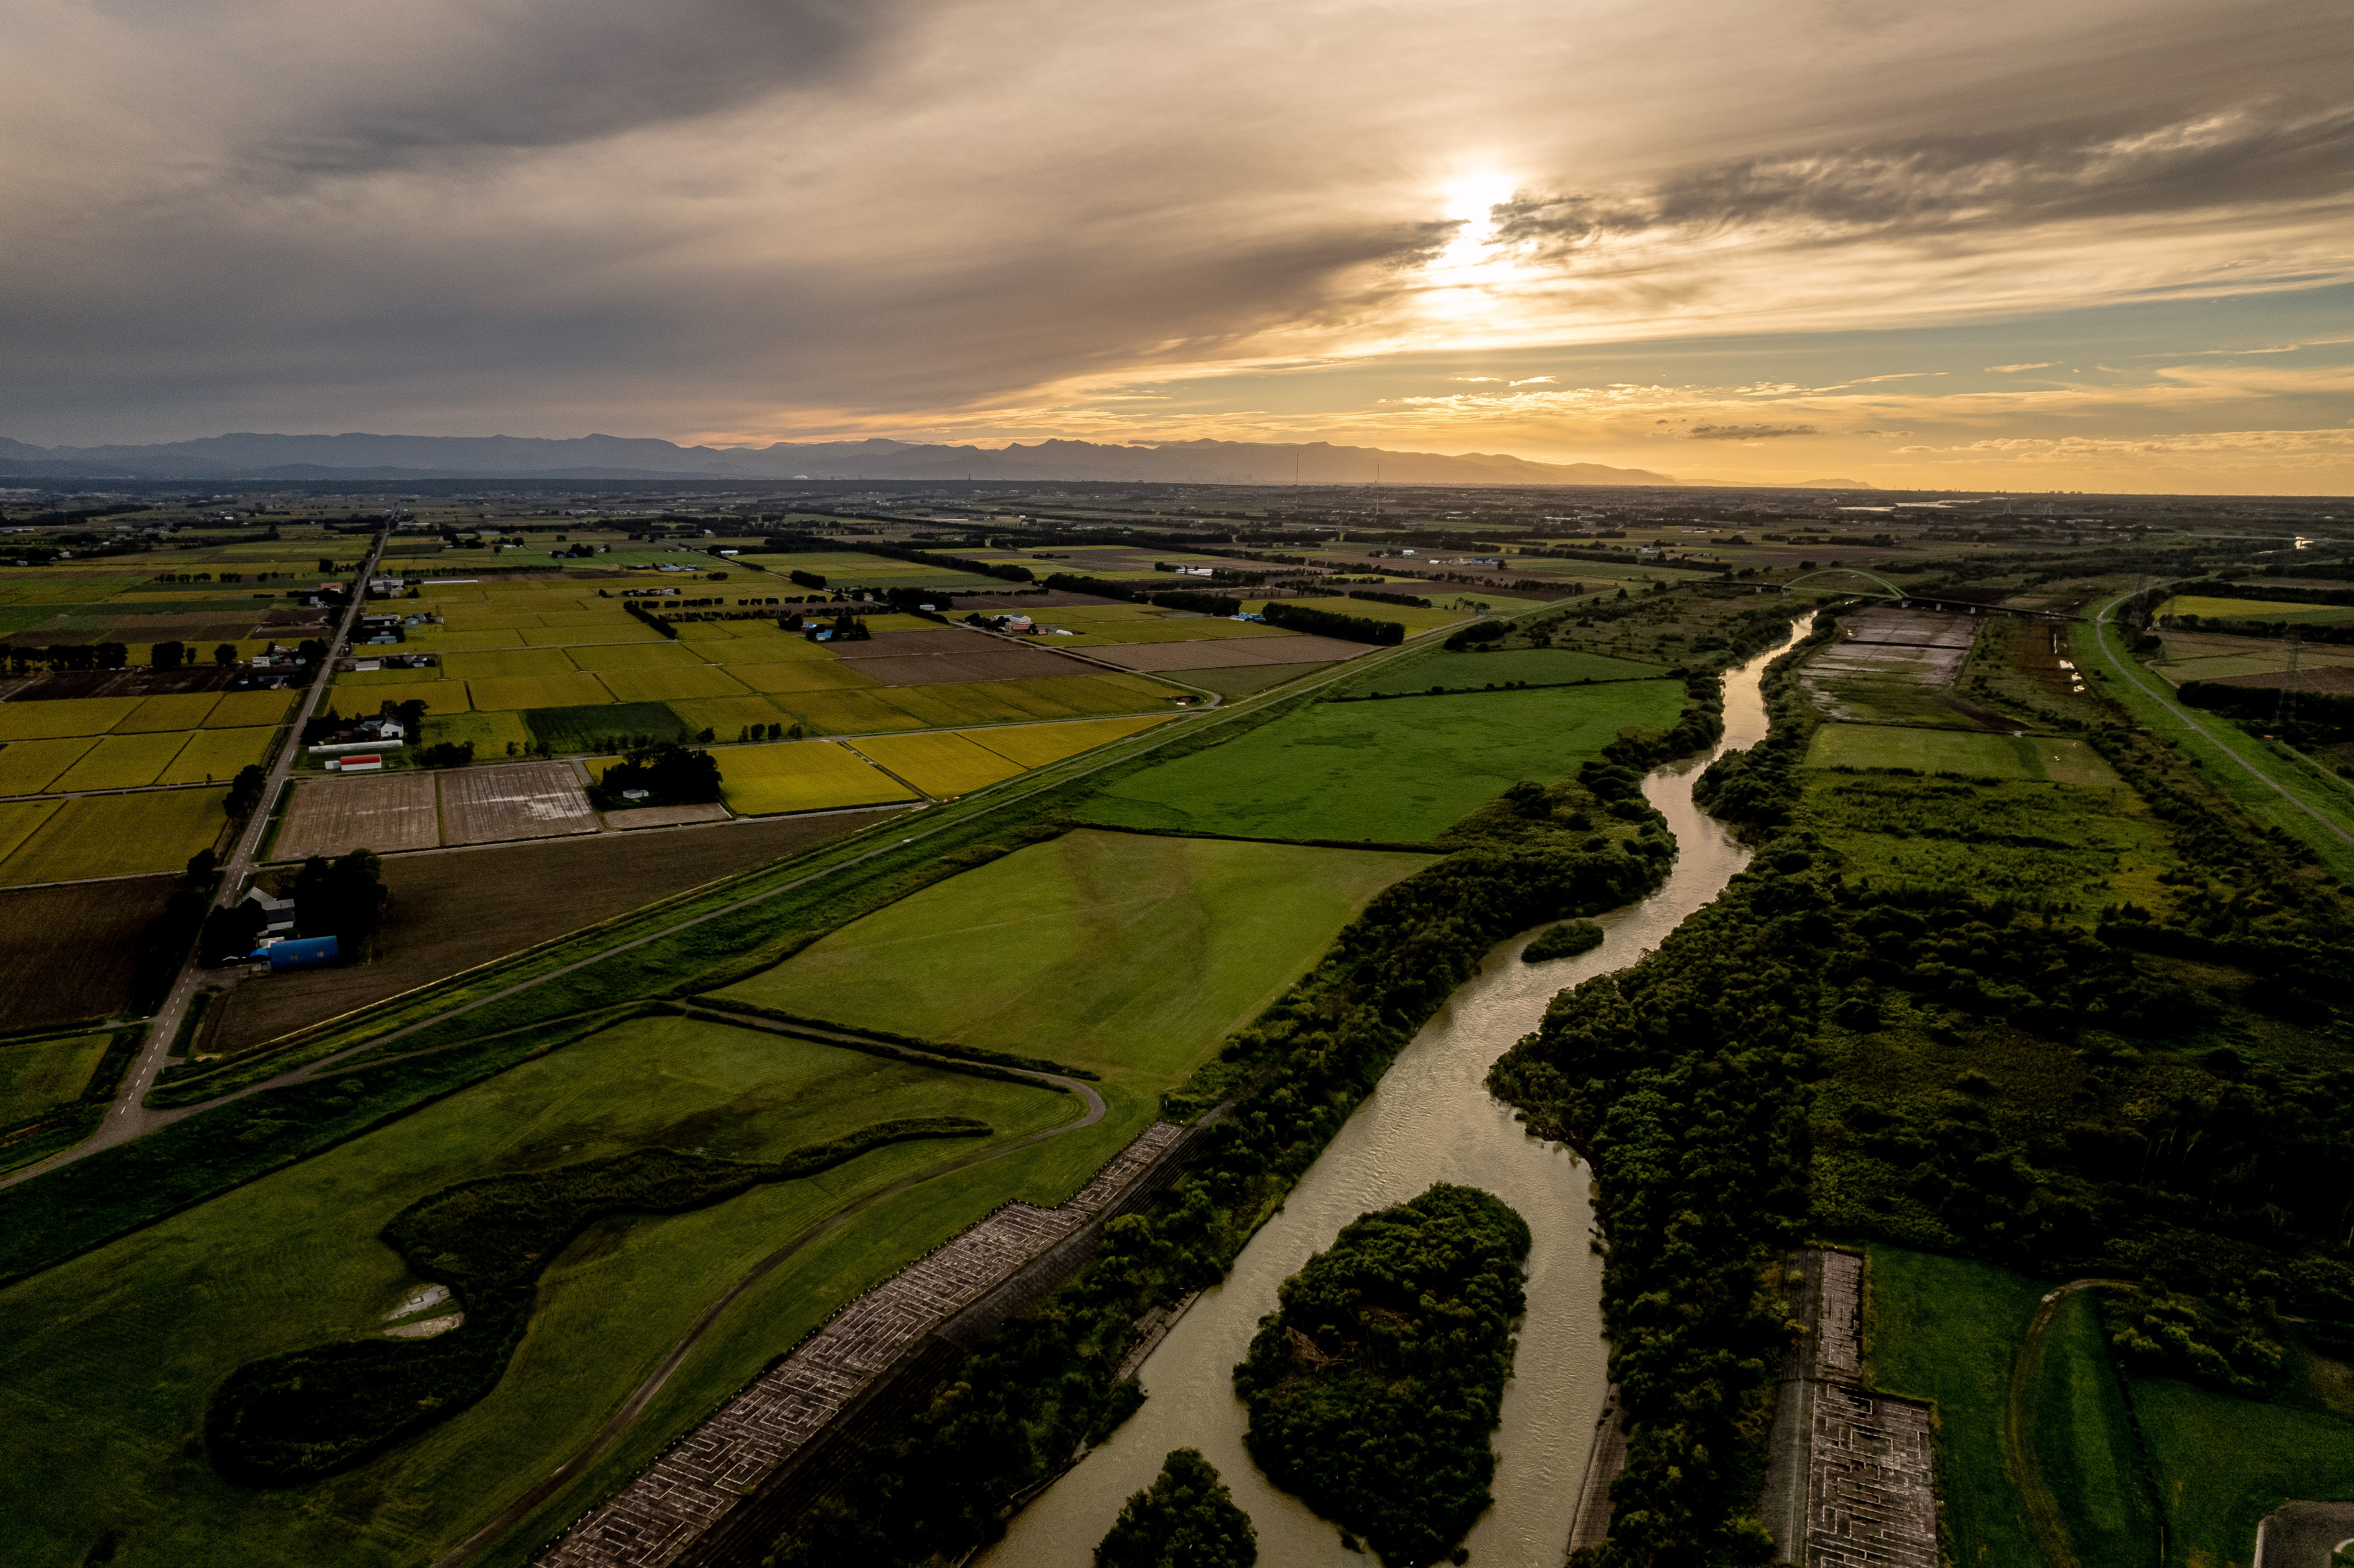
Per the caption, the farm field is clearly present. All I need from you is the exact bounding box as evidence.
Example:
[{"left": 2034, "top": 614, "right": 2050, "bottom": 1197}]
[
  {"left": 2158, "top": 594, "right": 2354, "bottom": 625},
  {"left": 156, "top": 727, "right": 276, "bottom": 786},
  {"left": 712, "top": 740, "right": 916, "bottom": 815},
  {"left": 0, "top": 788, "right": 228, "bottom": 885},
  {"left": 1340, "top": 646, "right": 1669, "bottom": 695},
  {"left": 521, "top": 700, "right": 692, "bottom": 753},
  {"left": 438, "top": 761, "right": 596, "bottom": 845},
  {"left": 846, "top": 731, "right": 1026, "bottom": 796},
  {"left": 273, "top": 773, "right": 441, "bottom": 861},
  {"left": 963, "top": 714, "right": 1174, "bottom": 768},
  {"left": 50, "top": 731, "right": 201, "bottom": 793},
  {"left": 2153, "top": 630, "right": 2354, "bottom": 686},
  {"left": 0, "top": 1030, "right": 114, "bottom": 1125},
  {"left": 1083, "top": 633, "right": 1369, "bottom": 672},
  {"left": 1084, "top": 680, "right": 1687, "bottom": 843},
  {"left": 0, "top": 877, "right": 181, "bottom": 1030},
  {"left": 0, "top": 737, "right": 96, "bottom": 794},
  {"left": 1177, "top": 662, "right": 1338, "bottom": 698},
  {"left": 212, "top": 808, "right": 908, "bottom": 1052},
  {"left": 1804, "top": 725, "right": 2120, "bottom": 785},
  {"left": 0, "top": 1013, "right": 1138, "bottom": 1568},
  {"left": 718, "top": 828, "right": 1432, "bottom": 1085}
]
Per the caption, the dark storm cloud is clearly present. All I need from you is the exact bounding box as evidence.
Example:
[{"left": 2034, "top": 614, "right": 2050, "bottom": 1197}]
[
  {"left": 1686, "top": 423, "right": 1818, "bottom": 440},
  {"left": 1495, "top": 102, "right": 2354, "bottom": 252},
  {"left": 246, "top": 0, "right": 906, "bottom": 172}
]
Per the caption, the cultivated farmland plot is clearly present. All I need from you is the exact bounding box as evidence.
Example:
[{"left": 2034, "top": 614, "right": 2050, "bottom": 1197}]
[
  {"left": 1087, "top": 635, "right": 1370, "bottom": 671},
  {"left": 438, "top": 761, "right": 597, "bottom": 846},
  {"left": 275, "top": 774, "right": 441, "bottom": 861}
]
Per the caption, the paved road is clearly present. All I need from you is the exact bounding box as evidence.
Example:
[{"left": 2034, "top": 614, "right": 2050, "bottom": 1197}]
[
  {"left": 2089, "top": 595, "right": 2354, "bottom": 850},
  {"left": 2, "top": 531, "right": 389, "bottom": 1186}
]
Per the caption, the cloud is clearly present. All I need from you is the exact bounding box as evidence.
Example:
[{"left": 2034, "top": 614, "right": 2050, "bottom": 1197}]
[
  {"left": 1494, "top": 103, "right": 2354, "bottom": 255},
  {"left": 1687, "top": 423, "right": 1819, "bottom": 440},
  {"left": 1985, "top": 363, "right": 2057, "bottom": 373}
]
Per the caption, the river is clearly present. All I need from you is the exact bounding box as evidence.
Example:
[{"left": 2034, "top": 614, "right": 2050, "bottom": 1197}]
[{"left": 978, "top": 622, "right": 1800, "bottom": 1568}]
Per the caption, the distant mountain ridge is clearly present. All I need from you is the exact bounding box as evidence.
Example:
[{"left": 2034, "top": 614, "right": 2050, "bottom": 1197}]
[{"left": 0, "top": 431, "right": 1682, "bottom": 487}]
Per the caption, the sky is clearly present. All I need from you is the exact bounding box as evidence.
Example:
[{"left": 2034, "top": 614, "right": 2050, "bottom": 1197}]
[{"left": 5, "top": 0, "right": 2351, "bottom": 493}]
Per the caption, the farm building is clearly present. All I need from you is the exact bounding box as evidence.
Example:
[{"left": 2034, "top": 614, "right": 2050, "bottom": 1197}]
[
  {"left": 267, "top": 935, "right": 340, "bottom": 971},
  {"left": 240, "top": 888, "right": 296, "bottom": 936}
]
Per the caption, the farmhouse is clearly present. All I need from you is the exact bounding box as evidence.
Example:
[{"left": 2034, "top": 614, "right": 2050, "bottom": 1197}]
[{"left": 240, "top": 887, "right": 296, "bottom": 936}]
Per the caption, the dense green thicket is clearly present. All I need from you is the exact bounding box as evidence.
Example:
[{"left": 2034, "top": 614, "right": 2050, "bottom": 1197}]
[
  {"left": 1260, "top": 600, "right": 1405, "bottom": 645},
  {"left": 1522, "top": 919, "right": 1604, "bottom": 961},
  {"left": 1094, "top": 1449, "right": 1257, "bottom": 1568},
  {"left": 204, "top": 1118, "right": 989, "bottom": 1485},
  {"left": 590, "top": 741, "right": 724, "bottom": 807},
  {"left": 1488, "top": 864, "right": 1820, "bottom": 1566},
  {"left": 1233, "top": 1184, "right": 1529, "bottom": 1567},
  {"left": 1682, "top": 603, "right": 2354, "bottom": 1423}
]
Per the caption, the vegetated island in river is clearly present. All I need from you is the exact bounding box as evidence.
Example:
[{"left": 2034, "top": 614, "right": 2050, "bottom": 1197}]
[
  {"left": 1095, "top": 1447, "right": 1258, "bottom": 1568},
  {"left": 1233, "top": 1183, "right": 1530, "bottom": 1568}
]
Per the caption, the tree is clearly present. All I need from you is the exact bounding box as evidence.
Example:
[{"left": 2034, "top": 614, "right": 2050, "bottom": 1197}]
[
  {"left": 199, "top": 901, "right": 267, "bottom": 966},
  {"left": 186, "top": 848, "right": 220, "bottom": 887},
  {"left": 224, "top": 765, "right": 268, "bottom": 818},
  {"left": 1096, "top": 1449, "right": 1257, "bottom": 1568},
  {"left": 294, "top": 850, "right": 387, "bottom": 947},
  {"left": 213, "top": 643, "right": 237, "bottom": 665},
  {"left": 152, "top": 640, "right": 186, "bottom": 669}
]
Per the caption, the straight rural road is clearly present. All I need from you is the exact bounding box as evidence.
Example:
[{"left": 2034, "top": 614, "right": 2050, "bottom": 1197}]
[
  {"left": 1, "top": 530, "right": 389, "bottom": 1187},
  {"left": 2088, "top": 595, "right": 2354, "bottom": 849}
]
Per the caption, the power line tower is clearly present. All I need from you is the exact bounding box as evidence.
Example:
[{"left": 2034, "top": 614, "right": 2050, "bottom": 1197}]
[{"left": 2274, "top": 628, "right": 2304, "bottom": 732}]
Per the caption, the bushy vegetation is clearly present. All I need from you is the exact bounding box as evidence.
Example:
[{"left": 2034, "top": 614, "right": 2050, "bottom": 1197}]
[
  {"left": 1487, "top": 862, "right": 1818, "bottom": 1566},
  {"left": 590, "top": 741, "right": 723, "bottom": 807},
  {"left": 1260, "top": 599, "right": 1405, "bottom": 644},
  {"left": 1233, "top": 1184, "right": 1529, "bottom": 1567},
  {"left": 204, "top": 1117, "right": 990, "bottom": 1485},
  {"left": 1522, "top": 918, "right": 1604, "bottom": 961},
  {"left": 1094, "top": 1448, "right": 1257, "bottom": 1568}
]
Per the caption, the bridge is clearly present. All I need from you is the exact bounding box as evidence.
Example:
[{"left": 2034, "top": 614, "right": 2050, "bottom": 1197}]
[{"left": 1779, "top": 568, "right": 2078, "bottom": 621}]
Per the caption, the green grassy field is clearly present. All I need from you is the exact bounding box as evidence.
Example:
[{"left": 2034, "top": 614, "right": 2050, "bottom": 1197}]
[
  {"left": 1864, "top": 1245, "right": 2048, "bottom": 1568},
  {"left": 1338, "top": 646, "right": 1669, "bottom": 695},
  {"left": 0, "top": 1030, "right": 112, "bottom": 1123},
  {"left": 2158, "top": 595, "right": 2354, "bottom": 625},
  {"left": 1083, "top": 680, "right": 1686, "bottom": 843},
  {"left": 2021, "top": 1290, "right": 2163, "bottom": 1564},
  {"left": 1805, "top": 725, "right": 2120, "bottom": 785},
  {"left": 0, "top": 1014, "right": 1130, "bottom": 1568},
  {"left": 2131, "top": 1374, "right": 2354, "bottom": 1567},
  {"left": 718, "top": 829, "right": 1430, "bottom": 1085},
  {"left": 522, "top": 700, "right": 694, "bottom": 753}
]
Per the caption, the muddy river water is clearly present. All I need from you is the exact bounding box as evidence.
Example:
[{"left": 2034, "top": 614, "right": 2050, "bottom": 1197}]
[{"left": 978, "top": 622, "right": 1802, "bottom": 1568}]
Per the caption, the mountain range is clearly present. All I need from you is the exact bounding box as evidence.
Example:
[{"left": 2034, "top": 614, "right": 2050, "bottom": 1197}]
[{"left": 0, "top": 432, "right": 1696, "bottom": 487}]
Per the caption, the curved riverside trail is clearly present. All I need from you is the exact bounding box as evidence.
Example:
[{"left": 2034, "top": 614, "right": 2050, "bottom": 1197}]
[{"left": 978, "top": 620, "right": 1807, "bottom": 1568}]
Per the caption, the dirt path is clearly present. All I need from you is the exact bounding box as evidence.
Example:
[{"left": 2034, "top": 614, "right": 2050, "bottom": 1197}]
[
  {"left": 2003, "top": 1277, "right": 2138, "bottom": 1568},
  {"left": 425, "top": 1014, "right": 1108, "bottom": 1568}
]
